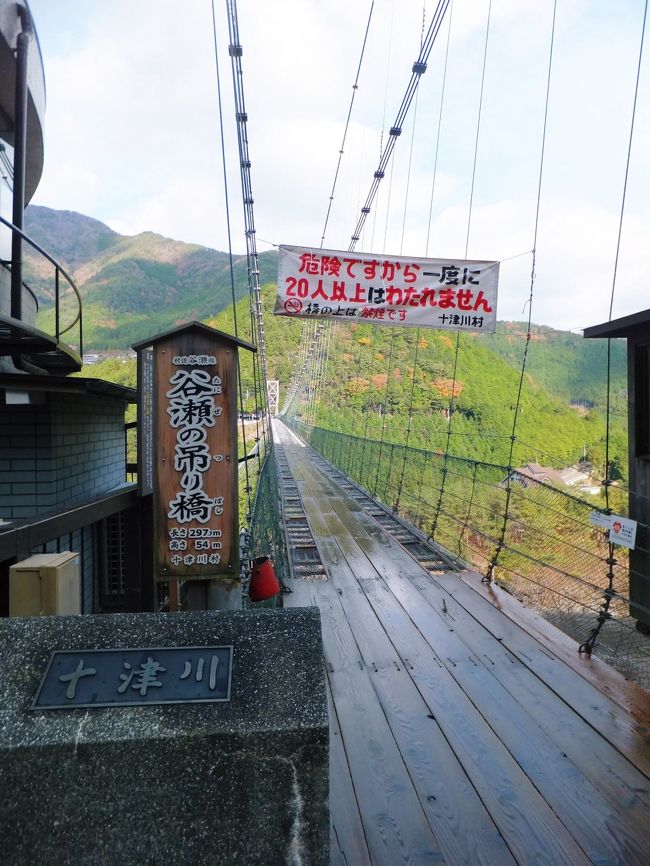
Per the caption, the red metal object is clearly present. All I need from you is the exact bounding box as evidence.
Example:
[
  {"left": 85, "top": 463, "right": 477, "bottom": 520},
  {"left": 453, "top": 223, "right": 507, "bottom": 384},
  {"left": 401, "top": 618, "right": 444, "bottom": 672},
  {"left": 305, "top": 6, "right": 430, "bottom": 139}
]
[{"left": 248, "top": 556, "right": 281, "bottom": 601}]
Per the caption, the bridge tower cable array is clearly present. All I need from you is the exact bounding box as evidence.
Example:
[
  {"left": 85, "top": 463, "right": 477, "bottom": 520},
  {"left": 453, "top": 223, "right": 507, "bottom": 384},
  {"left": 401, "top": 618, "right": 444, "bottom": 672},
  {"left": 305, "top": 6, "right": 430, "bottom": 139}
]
[
  {"left": 431, "top": 0, "right": 493, "bottom": 543},
  {"left": 286, "top": 0, "right": 451, "bottom": 426},
  {"left": 224, "top": 0, "right": 272, "bottom": 438},
  {"left": 286, "top": 0, "right": 376, "bottom": 422}
]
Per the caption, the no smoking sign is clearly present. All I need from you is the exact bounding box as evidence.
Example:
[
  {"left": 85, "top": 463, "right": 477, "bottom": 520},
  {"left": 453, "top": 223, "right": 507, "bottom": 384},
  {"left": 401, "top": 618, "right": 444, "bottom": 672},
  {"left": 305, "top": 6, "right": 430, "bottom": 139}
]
[{"left": 284, "top": 298, "right": 303, "bottom": 314}]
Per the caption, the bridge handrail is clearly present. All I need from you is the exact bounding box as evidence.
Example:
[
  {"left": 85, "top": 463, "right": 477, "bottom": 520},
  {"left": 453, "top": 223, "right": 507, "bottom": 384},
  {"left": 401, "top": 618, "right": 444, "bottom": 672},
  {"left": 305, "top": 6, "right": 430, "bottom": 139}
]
[
  {"left": 287, "top": 419, "right": 650, "bottom": 690},
  {"left": 0, "top": 214, "right": 83, "bottom": 351}
]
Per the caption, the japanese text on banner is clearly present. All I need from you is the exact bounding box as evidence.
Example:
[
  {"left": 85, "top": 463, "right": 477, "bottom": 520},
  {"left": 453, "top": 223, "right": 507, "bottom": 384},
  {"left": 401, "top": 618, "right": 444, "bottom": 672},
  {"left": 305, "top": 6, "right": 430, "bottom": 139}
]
[{"left": 274, "top": 245, "right": 499, "bottom": 333}]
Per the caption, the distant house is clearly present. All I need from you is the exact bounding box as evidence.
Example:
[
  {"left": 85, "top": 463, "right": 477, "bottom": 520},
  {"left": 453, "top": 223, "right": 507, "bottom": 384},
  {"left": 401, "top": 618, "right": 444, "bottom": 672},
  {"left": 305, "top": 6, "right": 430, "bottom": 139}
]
[
  {"left": 503, "top": 462, "right": 600, "bottom": 493},
  {"left": 503, "top": 463, "right": 564, "bottom": 488},
  {"left": 558, "top": 466, "right": 589, "bottom": 486}
]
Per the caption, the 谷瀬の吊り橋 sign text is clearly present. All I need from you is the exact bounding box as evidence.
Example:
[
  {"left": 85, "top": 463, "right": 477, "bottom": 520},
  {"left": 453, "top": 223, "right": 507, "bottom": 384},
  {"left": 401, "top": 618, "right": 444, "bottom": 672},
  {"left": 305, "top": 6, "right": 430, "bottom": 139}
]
[
  {"left": 163, "top": 356, "right": 225, "bottom": 575},
  {"left": 135, "top": 322, "right": 247, "bottom": 583},
  {"left": 150, "top": 329, "right": 240, "bottom": 581},
  {"left": 274, "top": 245, "right": 499, "bottom": 332},
  {"left": 167, "top": 363, "right": 223, "bottom": 526}
]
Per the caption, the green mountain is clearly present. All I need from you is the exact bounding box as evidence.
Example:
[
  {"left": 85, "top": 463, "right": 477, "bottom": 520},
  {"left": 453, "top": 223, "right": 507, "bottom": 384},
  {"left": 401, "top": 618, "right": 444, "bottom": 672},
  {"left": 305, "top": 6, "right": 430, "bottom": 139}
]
[
  {"left": 483, "top": 322, "right": 627, "bottom": 412},
  {"left": 28, "top": 204, "right": 623, "bottom": 479},
  {"left": 284, "top": 315, "right": 627, "bottom": 476},
  {"left": 220, "top": 295, "right": 627, "bottom": 474},
  {"left": 79, "top": 282, "right": 627, "bottom": 482},
  {"left": 24, "top": 205, "right": 278, "bottom": 349}
]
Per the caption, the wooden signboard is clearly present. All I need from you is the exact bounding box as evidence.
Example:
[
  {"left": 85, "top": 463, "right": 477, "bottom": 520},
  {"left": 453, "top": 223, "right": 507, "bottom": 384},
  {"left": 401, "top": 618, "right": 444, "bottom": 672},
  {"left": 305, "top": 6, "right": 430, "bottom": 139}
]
[{"left": 134, "top": 323, "right": 255, "bottom": 583}]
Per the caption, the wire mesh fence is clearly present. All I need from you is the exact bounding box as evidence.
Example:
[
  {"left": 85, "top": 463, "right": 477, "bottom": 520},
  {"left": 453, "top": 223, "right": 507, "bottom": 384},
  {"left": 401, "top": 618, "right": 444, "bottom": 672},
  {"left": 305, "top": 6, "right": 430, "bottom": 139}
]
[
  {"left": 289, "top": 419, "right": 650, "bottom": 690},
  {"left": 247, "top": 444, "right": 289, "bottom": 606}
]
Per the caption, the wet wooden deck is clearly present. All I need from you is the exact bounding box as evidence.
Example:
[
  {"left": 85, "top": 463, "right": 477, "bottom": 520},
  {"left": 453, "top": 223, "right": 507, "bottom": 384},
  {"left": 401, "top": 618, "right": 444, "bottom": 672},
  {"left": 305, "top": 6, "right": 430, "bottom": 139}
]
[{"left": 275, "top": 421, "right": 650, "bottom": 866}]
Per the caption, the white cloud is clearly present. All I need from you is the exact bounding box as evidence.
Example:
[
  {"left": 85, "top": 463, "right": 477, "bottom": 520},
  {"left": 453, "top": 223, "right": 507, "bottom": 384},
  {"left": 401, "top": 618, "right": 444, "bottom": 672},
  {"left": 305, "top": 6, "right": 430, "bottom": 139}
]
[
  {"left": 424, "top": 195, "right": 650, "bottom": 330},
  {"left": 27, "top": 0, "right": 650, "bottom": 328}
]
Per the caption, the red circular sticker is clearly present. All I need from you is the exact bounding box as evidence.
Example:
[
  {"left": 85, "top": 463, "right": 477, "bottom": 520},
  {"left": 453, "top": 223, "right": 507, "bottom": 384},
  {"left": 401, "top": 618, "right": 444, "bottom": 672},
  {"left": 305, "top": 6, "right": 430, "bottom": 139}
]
[{"left": 284, "top": 298, "right": 303, "bottom": 314}]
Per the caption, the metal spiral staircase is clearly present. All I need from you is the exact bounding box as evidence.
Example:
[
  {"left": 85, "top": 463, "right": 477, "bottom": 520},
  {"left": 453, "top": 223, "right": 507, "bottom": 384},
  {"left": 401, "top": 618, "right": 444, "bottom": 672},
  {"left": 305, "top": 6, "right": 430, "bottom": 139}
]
[{"left": 0, "top": 215, "right": 82, "bottom": 375}]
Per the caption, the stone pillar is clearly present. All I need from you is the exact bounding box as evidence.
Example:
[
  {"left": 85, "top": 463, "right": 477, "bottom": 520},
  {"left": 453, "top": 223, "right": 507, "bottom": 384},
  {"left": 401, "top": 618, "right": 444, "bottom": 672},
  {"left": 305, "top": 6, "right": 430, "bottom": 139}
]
[{"left": 1, "top": 607, "right": 329, "bottom": 865}]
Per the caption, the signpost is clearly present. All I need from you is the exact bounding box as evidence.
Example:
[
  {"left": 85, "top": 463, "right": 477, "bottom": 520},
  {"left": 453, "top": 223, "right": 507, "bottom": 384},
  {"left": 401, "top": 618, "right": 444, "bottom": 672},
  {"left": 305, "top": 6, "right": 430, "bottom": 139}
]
[{"left": 133, "top": 323, "right": 256, "bottom": 610}]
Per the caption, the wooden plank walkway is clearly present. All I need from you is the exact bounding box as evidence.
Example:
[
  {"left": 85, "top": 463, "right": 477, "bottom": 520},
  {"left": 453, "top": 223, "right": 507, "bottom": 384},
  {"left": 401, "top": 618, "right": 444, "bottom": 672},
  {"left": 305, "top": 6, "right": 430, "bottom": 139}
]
[{"left": 274, "top": 420, "right": 650, "bottom": 866}]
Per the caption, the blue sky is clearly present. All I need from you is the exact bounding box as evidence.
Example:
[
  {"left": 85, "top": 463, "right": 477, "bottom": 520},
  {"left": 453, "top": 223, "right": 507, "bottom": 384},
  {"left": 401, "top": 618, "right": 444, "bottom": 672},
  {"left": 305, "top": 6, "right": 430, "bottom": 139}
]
[{"left": 28, "top": 0, "right": 650, "bottom": 330}]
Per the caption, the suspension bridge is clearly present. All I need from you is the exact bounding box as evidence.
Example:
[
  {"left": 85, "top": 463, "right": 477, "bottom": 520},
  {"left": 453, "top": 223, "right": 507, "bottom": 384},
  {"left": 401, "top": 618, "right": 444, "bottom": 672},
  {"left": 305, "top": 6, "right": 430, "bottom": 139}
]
[
  {"left": 214, "top": 0, "right": 650, "bottom": 861},
  {"left": 3, "top": 0, "right": 650, "bottom": 862},
  {"left": 268, "top": 418, "right": 650, "bottom": 865}
]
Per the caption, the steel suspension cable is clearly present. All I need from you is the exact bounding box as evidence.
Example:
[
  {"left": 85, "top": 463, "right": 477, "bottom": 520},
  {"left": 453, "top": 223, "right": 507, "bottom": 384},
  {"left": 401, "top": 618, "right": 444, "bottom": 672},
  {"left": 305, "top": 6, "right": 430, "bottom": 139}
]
[
  {"left": 288, "top": 3, "right": 378, "bottom": 425},
  {"left": 282, "top": 322, "right": 310, "bottom": 416},
  {"left": 225, "top": 0, "right": 272, "bottom": 440},
  {"left": 313, "top": 322, "right": 326, "bottom": 425},
  {"left": 464, "top": 0, "right": 492, "bottom": 257},
  {"left": 373, "top": 329, "right": 398, "bottom": 495},
  {"left": 303, "top": 0, "right": 387, "bottom": 432},
  {"left": 371, "top": 143, "right": 401, "bottom": 493},
  {"left": 293, "top": 323, "right": 312, "bottom": 418},
  {"left": 245, "top": 253, "right": 264, "bottom": 464},
  {"left": 320, "top": 0, "right": 375, "bottom": 249},
  {"left": 393, "top": 71, "right": 424, "bottom": 510},
  {"left": 211, "top": 0, "right": 252, "bottom": 513},
  {"left": 359, "top": 329, "right": 379, "bottom": 474},
  {"left": 432, "top": 0, "right": 492, "bottom": 540},
  {"left": 430, "top": 330, "right": 461, "bottom": 539},
  {"left": 319, "top": 322, "right": 334, "bottom": 423},
  {"left": 579, "top": 0, "right": 648, "bottom": 655},
  {"left": 399, "top": 90, "right": 420, "bottom": 256},
  {"left": 486, "top": 0, "right": 558, "bottom": 583},
  {"left": 348, "top": 0, "right": 451, "bottom": 249},
  {"left": 291, "top": 2, "right": 451, "bottom": 435},
  {"left": 306, "top": 0, "right": 397, "bottom": 449},
  {"left": 310, "top": 323, "right": 324, "bottom": 425},
  {"left": 395, "top": 330, "right": 421, "bottom": 510},
  {"left": 425, "top": 0, "right": 453, "bottom": 256},
  {"left": 361, "top": 4, "right": 448, "bottom": 485}
]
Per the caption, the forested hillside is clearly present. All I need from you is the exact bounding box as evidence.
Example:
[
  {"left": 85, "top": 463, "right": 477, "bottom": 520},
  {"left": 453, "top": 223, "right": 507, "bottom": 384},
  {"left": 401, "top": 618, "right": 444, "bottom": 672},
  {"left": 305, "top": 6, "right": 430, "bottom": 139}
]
[
  {"left": 30, "top": 203, "right": 620, "bottom": 481},
  {"left": 25, "top": 205, "right": 277, "bottom": 348},
  {"left": 288, "top": 313, "right": 627, "bottom": 475},
  {"left": 483, "top": 323, "right": 627, "bottom": 413},
  {"left": 78, "top": 282, "right": 627, "bottom": 481}
]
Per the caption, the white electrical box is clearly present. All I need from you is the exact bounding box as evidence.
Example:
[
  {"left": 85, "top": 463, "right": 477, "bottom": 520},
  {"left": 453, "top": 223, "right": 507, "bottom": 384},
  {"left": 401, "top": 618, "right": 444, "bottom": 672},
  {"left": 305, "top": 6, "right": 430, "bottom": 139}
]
[{"left": 9, "top": 551, "right": 81, "bottom": 616}]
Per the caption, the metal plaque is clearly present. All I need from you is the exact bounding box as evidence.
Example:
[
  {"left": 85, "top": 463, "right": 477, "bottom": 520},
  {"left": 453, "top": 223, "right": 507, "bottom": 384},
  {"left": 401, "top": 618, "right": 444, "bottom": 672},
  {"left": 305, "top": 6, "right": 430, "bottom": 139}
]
[{"left": 32, "top": 645, "right": 233, "bottom": 710}]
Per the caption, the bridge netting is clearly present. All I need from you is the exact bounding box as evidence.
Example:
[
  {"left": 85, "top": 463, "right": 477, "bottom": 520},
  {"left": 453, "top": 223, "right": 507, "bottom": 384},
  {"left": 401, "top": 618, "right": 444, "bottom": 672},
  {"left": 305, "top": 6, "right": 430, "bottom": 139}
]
[
  {"left": 262, "top": 416, "right": 650, "bottom": 691},
  {"left": 211, "top": 0, "right": 650, "bottom": 688}
]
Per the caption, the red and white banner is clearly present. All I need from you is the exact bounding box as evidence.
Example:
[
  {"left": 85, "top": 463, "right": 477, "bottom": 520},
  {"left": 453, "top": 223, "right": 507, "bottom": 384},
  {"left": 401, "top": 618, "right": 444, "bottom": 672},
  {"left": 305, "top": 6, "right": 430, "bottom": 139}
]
[{"left": 274, "top": 244, "right": 499, "bottom": 332}]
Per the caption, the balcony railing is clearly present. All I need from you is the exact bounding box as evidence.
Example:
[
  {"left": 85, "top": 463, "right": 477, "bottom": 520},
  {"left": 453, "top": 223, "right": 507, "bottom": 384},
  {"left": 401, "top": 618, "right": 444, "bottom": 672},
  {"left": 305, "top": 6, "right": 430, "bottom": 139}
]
[{"left": 0, "top": 214, "right": 83, "bottom": 373}]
